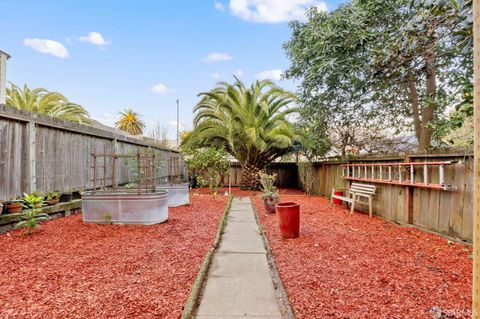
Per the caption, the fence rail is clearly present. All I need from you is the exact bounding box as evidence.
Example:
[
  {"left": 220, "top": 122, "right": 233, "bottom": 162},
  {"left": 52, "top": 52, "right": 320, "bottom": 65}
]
[{"left": 0, "top": 104, "right": 183, "bottom": 200}]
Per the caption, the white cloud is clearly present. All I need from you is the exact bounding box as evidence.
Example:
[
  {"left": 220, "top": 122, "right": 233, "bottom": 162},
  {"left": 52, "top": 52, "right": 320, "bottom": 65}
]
[
  {"left": 214, "top": 1, "right": 225, "bottom": 11},
  {"left": 79, "top": 32, "right": 110, "bottom": 46},
  {"left": 235, "top": 69, "right": 244, "bottom": 77},
  {"left": 229, "top": 0, "right": 327, "bottom": 23},
  {"left": 151, "top": 83, "right": 175, "bottom": 96},
  {"left": 96, "top": 112, "right": 117, "bottom": 127},
  {"left": 23, "top": 38, "right": 69, "bottom": 58},
  {"left": 212, "top": 72, "right": 222, "bottom": 79},
  {"left": 255, "top": 69, "right": 282, "bottom": 81},
  {"left": 204, "top": 52, "right": 232, "bottom": 63}
]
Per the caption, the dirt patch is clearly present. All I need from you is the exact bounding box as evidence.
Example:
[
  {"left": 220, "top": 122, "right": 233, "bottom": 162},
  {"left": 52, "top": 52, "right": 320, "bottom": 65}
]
[
  {"left": 0, "top": 196, "right": 227, "bottom": 319},
  {"left": 253, "top": 195, "right": 472, "bottom": 319}
]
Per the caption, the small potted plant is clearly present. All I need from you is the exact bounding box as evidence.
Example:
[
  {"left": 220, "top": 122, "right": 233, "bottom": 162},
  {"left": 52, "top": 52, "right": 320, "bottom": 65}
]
[
  {"left": 259, "top": 171, "right": 280, "bottom": 214},
  {"left": 14, "top": 194, "right": 49, "bottom": 235},
  {"left": 46, "top": 191, "right": 60, "bottom": 206},
  {"left": 5, "top": 197, "right": 23, "bottom": 214},
  {"left": 23, "top": 193, "right": 44, "bottom": 209}
]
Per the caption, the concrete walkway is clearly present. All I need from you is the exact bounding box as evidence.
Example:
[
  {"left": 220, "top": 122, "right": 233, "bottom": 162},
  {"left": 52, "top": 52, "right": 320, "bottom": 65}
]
[{"left": 196, "top": 197, "right": 283, "bottom": 318}]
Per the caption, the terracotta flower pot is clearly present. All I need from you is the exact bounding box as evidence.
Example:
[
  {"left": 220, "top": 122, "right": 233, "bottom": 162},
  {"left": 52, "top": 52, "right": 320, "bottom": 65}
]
[
  {"left": 6, "top": 203, "right": 23, "bottom": 214},
  {"left": 262, "top": 196, "right": 278, "bottom": 214},
  {"left": 276, "top": 201, "right": 300, "bottom": 238},
  {"left": 46, "top": 198, "right": 59, "bottom": 206}
]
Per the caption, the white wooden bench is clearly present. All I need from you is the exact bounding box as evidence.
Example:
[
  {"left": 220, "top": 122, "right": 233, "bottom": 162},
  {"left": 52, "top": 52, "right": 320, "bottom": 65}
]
[{"left": 330, "top": 183, "right": 376, "bottom": 217}]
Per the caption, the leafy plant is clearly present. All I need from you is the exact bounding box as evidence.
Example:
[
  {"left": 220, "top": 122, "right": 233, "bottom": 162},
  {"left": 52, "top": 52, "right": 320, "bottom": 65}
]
[
  {"left": 6, "top": 83, "right": 91, "bottom": 124},
  {"left": 182, "top": 78, "right": 298, "bottom": 190},
  {"left": 259, "top": 171, "right": 279, "bottom": 200},
  {"left": 46, "top": 191, "right": 60, "bottom": 201},
  {"left": 115, "top": 109, "right": 145, "bottom": 135},
  {"left": 182, "top": 147, "right": 229, "bottom": 194},
  {"left": 298, "top": 162, "right": 315, "bottom": 195},
  {"left": 23, "top": 193, "right": 44, "bottom": 208},
  {"left": 14, "top": 194, "right": 49, "bottom": 234},
  {"left": 284, "top": 0, "right": 472, "bottom": 151},
  {"left": 103, "top": 213, "right": 112, "bottom": 224}
]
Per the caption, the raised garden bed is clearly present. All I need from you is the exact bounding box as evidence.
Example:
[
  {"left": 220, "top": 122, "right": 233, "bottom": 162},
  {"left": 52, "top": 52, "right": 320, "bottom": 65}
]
[
  {"left": 253, "top": 195, "right": 472, "bottom": 319},
  {"left": 82, "top": 190, "right": 169, "bottom": 224},
  {"left": 0, "top": 195, "right": 228, "bottom": 318},
  {"left": 157, "top": 183, "right": 190, "bottom": 207}
]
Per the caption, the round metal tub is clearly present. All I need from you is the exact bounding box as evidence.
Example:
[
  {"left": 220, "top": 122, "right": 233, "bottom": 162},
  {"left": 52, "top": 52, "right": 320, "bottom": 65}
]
[
  {"left": 156, "top": 183, "right": 190, "bottom": 207},
  {"left": 82, "top": 190, "right": 168, "bottom": 225}
]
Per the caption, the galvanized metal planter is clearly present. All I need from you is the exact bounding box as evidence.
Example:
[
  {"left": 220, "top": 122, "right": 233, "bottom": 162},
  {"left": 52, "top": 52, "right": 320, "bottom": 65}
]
[
  {"left": 82, "top": 190, "right": 168, "bottom": 225},
  {"left": 156, "top": 183, "right": 190, "bottom": 207}
]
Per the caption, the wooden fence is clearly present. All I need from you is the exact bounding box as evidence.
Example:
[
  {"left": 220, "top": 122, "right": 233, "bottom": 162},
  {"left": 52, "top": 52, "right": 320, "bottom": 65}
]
[
  {"left": 0, "top": 104, "right": 183, "bottom": 200},
  {"left": 226, "top": 150, "right": 474, "bottom": 242},
  {"left": 223, "top": 162, "right": 298, "bottom": 188}
]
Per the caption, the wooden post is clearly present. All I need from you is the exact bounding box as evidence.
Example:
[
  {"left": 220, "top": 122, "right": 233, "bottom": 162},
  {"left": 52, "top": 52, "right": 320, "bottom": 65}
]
[
  {"left": 473, "top": 0, "right": 480, "bottom": 316},
  {"left": 404, "top": 156, "right": 414, "bottom": 225},
  {"left": 112, "top": 138, "right": 118, "bottom": 189},
  {"left": 25, "top": 121, "right": 36, "bottom": 193}
]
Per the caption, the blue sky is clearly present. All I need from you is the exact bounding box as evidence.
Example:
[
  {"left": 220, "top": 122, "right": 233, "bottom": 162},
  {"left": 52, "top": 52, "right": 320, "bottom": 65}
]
[{"left": 1, "top": 0, "right": 343, "bottom": 138}]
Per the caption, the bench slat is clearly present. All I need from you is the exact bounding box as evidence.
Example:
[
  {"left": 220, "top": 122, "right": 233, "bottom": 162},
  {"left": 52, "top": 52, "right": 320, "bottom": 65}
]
[{"left": 351, "top": 184, "right": 376, "bottom": 191}]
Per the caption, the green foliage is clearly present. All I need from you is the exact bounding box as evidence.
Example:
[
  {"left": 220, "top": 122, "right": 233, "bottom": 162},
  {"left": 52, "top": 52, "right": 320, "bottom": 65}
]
[
  {"left": 432, "top": 83, "right": 473, "bottom": 146},
  {"left": 183, "top": 78, "right": 299, "bottom": 189},
  {"left": 103, "top": 213, "right": 113, "bottom": 224},
  {"left": 294, "top": 120, "right": 331, "bottom": 161},
  {"left": 122, "top": 149, "right": 165, "bottom": 185},
  {"left": 22, "top": 193, "right": 44, "bottom": 208},
  {"left": 115, "top": 109, "right": 146, "bottom": 135},
  {"left": 46, "top": 191, "right": 60, "bottom": 201},
  {"left": 14, "top": 193, "right": 49, "bottom": 234},
  {"left": 6, "top": 83, "right": 91, "bottom": 125},
  {"left": 284, "top": 0, "right": 473, "bottom": 151},
  {"left": 182, "top": 147, "right": 229, "bottom": 193},
  {"left": 298, "top": 162, "right": 315, "bottom": 195}
]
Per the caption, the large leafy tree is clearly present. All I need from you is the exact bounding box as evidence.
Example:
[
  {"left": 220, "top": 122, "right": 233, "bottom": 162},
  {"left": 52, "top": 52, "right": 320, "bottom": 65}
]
[
  {"left": 6, "top": 83, "right": 91, "bottom": 124},
  {"left": 284, "top": 0, "right": 472, "bottom": 151},
  {"left": 183, "top": 78, "right": 298, "bottom": 190},
  {"left": 115, "top": 109, "right": 145, "bottom": 135}
]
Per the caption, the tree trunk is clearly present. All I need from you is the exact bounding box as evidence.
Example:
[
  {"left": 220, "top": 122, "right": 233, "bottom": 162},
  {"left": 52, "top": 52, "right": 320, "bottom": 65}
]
[
  {"left": 406, "top": 48, "right": 437, "bottom": 151},
  {"left": 421, "top": 47, "right": 437, "bottom": 150},
  {"left": 240, "top": 163, "right": 261, "bottom": 190}
]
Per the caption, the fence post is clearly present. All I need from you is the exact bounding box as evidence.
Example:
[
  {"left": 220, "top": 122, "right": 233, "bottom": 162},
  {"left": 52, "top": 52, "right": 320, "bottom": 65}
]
[
  {"left": 112, "top": 138, "right": 118, "bottom": 188},
  {"left": 404, "top": 155, "right": 413, "bottom": 225},
  {"left": 473, "top": 0, "right": 479, "bottom": 317},
  {"left": 25, "top": 120, "right": 36, "bottom": 193}
]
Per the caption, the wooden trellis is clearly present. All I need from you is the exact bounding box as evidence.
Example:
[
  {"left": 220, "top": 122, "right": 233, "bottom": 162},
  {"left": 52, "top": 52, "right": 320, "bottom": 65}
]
[{"left": 90, "top": 148, "right": 156, "bottom": 194}]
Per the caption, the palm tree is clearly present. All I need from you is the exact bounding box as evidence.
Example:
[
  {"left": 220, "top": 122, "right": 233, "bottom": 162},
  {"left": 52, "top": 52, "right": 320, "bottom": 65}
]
[
  {"left": 183, "top": 78, "right": 298, "bottom": 190},
  {"left": 115, "top": 109, "right": 145, "bottom": 135},
  {"left": 6, "top": 83, "right": 91, "bottom": 125}
]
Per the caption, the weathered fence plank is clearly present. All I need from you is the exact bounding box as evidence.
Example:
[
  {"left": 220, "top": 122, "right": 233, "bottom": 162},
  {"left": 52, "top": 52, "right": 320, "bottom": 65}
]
[{"left": 0, "top": 105, "right": 181, "bottom": 199}]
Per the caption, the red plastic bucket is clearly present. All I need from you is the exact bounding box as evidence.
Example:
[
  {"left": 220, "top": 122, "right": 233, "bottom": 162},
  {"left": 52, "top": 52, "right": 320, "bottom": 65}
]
[
  {"left": 275, "top": 201, "right": 300, "bottom": 238},
  {"left": 333, "top": 190, "right": 344, "bottom": 205}
]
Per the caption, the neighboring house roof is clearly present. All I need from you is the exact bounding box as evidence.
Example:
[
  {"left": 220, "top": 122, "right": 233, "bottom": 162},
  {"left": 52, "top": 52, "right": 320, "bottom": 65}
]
[{"left": 0, "top": 50, "right": 11, "bottom": 59}]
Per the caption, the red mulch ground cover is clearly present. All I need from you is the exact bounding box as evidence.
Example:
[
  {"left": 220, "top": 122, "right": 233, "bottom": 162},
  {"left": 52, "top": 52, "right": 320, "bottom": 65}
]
[
  {"left": 0, "top": 196, "right": 227, "bottom": 319},
  {"left": 191, "top": 187, "right": 304, "bottom": 197},
  {"left": 253, "top": 195, "right": 473, "bottom": 319}
]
